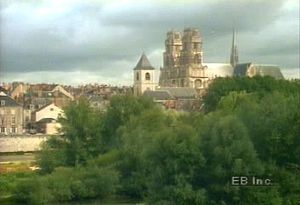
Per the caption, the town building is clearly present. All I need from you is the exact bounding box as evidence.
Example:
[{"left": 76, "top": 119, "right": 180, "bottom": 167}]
[
  {"left": 31, "top": 103, "right": 64, "bottom": 134},
  {"left": 24, "top": 84, "right": 74, "bottom": 110},
  {"left": 0, "top": 86, "right": 8, "bottom": 95},
  {"left": 32, "top": 103, "right": 63, "bottom": 122},
  {"left": 10, "top": 83, "right": 29, "bottom": 104},
  {"left": 133, "top": 53, "right": 157, "bottom": 95},
  {"left": 143, "top": 90, "right": 175, "bottom": 109},
  {"left": 0, "top": 92, "right": 23, "bottom": 134},
  {"left": 144, "top": 87, "right": 201, "bottom": 111}
]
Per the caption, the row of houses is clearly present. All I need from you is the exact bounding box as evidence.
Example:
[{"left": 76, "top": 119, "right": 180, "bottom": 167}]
[
  {"left": 0, "top": 83, "right": 132, "bottom": 135},
  {"left": 0, "top": 91, "right": 63, "bottom": 135}
]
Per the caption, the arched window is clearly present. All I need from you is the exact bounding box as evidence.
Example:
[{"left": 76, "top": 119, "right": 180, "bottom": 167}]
[
  {"left": 145, "top": 72, "right": 150, "bottom": 80},
  {"left": 136, "top": 73, "right": 139, "bottom": 81},
  {"left": 194, "top": 79, "right": 202, "bottom": 88}
]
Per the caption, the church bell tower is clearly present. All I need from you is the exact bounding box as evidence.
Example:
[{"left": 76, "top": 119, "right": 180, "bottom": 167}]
[{"left": 133, "top": 53, "right": 156, "bottom": 96}]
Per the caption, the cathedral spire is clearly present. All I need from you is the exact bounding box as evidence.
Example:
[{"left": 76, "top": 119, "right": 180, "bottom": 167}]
[{"left": 230, "top": 28, "right": 238, "bottom": 67}]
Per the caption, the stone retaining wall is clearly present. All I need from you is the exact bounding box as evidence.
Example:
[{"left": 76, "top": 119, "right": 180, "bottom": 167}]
[{"left": 0, "top": 135, "right": 52, "bottom": 152}]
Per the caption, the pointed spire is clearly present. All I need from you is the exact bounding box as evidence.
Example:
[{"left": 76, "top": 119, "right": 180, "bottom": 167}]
[
  {"left": 230, "top": 28, "right": 239, "bottom": 67},
  {"left": 232, "top": 28, "right": 236, "bottom": 48},
  {"left": 134, "top": 53, "right": 155, "bottom": 70}
]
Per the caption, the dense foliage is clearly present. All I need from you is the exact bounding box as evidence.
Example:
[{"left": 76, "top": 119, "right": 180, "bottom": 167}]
[
  {"left": 13, "top": 166, "right": 118, "bottom": 205},
  {"left": 203, "top": 76, "right": 300, "bottom": 112},
  {"left": 8, "top": 77, "right": 300, "bottom": 204}
]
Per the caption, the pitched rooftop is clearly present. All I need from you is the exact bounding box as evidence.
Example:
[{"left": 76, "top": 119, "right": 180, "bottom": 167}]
[
  {"left": 234, "top": 63, "right": 284, "bottom": 79},
  {"left": 143, "top": 90, "right": 174, "bottom": 100},
  {"left": 134, "top": 53, "right": 155, "bottom": 70},
  {"left": 157, "top": 87, "right": 198, "bottom": 99},
  {"left": 0, "top": 92, "right": 21, "bottom": 107}
]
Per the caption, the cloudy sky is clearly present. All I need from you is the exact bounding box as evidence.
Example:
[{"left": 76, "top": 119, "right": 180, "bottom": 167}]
[{"left": 0, "top": 0, "right": 299, "bottom": 85}]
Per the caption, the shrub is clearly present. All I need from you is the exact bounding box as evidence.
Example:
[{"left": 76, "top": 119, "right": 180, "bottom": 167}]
[{"left": 13, "top": 166, "right": 119, "bottom": 204}]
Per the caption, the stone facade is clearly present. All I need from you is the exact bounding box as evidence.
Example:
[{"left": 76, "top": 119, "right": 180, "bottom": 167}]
[
  {"left": 133, "top": 54, "right": 157, "bottom": 95},
  {"left": 36, "top": 120, "right": 61, "bottom": 135},
  {"left": 31, "top": 103, "right": 64, "bottom": 134},
  {"left": 32, "top": 103, "right": 63, "bottom": 122},
  {"left": 159, "top": 28, "right": 209, "bottom": 90},
  {"left": 0, "top": 92, "right": 23, "bottom": 135},
  {"left": 0, "top": 135, "right": 50, "bottom": 152}
]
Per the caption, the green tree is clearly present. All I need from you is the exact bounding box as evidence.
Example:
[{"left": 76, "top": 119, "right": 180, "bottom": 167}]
[
  {"left": 203, "top": 76, "right": 300, "bottom": 112},
  {"left": 214, "top": 90, "right": 300, "bottom": 204},
  {"left": 198, "top": 113, "right": 268, "bottom": 204},
  {"left": 60, "top": 98, "right": 104, "bottom": 166},
  {"left": 101, "top": 95, "right": 156, "bottom": 151},
  {"left": 118, "top": 107, "right": 207, "bottom": 204},
  {"left": 37, "top": 98, "right": 104, "bottom": 171},
  {"left": 36, "top": 137, "right": 67, "bottom": 174},
  {"left": 13, "top": 166, "right": 119, "bottom": 204}
]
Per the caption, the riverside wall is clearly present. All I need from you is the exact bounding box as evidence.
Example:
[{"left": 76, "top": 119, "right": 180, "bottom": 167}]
[{"left": 0, "top": 135, "right": 52, "bottom": 153}]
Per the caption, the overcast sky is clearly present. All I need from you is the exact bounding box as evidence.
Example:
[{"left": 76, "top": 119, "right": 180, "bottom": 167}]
[{"left": 0, "top": 0, "right": 299, "bottom": 85}]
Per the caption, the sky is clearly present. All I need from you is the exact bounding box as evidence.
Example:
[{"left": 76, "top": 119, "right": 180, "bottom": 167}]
[{"left": 0, "top": 0, "right": 299, "bottom": 85}]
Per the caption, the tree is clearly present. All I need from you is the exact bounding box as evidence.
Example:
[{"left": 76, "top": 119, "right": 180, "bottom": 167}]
[
  {"left": 36, "top": 137, "right": 67, "bottom": 174},
  {"left": 197, "top": 113, "right": 274, "bottom": 204},
  {"left": 101, "top": 95, "right": 156, "bottom": 151},
  {"left": 203, "top": 76, "right": 300, "bottom": 112},
  {"left": 212, "top": 90, "right": 300, "bottom": 204},
  {"left": 118, "top": 107, "right": 207, "bottom": 204},
  {"left": 37, "top": 98, "right": 104, "bottom": 171},
  {"left": 60, "top": 98, "right": 104, "bottom": 166}
]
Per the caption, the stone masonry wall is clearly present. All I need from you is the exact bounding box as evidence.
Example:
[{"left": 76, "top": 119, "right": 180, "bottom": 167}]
[{"left": 0, "top": 135, "right": 51, "bottom": 152}]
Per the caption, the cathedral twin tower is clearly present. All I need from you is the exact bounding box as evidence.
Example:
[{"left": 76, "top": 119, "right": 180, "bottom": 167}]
[
  {"left": 160, "top": 28, "right": 208, "bottom": 89},
  {"left": 134, "top": 28, "right": 214, "bottom": 95}
]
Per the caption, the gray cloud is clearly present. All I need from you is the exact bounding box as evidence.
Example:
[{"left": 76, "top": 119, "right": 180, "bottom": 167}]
[{"left": 0, "top": 0, "right": 299, "bottom": 84}]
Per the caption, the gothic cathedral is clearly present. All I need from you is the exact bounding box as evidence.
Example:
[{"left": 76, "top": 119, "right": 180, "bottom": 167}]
[{"left": 159, "top": 28, "right": 209, "bottom": 89}]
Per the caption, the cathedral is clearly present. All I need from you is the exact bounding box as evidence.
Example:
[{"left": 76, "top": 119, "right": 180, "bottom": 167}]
[
  {"left": 133, "top": 28, "right": 210, "bottom": 96},
  {"left": 159, "top": 28, "right": 209, "bottom": 89},
  {"left": 133, "top": 27, "right": 284, "bottom": 97}
]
